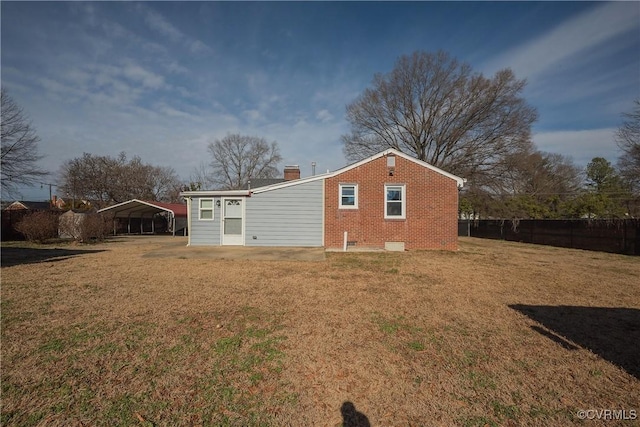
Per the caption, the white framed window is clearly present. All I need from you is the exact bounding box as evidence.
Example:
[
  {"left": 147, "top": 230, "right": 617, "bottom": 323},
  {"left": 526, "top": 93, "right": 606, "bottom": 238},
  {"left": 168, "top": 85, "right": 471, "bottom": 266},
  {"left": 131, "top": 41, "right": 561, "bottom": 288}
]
[
  {"left": 339, "top": 184, "right": 358, "bottom": 209},
  {"left": 385, "top": 184, "right": 405, "bottom": 219},
  {"left": 199, "top": 198, "right": 214, "bottom": 220}
]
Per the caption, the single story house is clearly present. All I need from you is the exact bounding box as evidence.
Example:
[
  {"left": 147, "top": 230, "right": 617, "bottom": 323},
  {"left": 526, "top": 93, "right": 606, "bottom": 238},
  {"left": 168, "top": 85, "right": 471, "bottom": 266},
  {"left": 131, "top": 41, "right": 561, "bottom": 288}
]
[{"left": 181, "top": 149, "right": 465, "bottom": 251}]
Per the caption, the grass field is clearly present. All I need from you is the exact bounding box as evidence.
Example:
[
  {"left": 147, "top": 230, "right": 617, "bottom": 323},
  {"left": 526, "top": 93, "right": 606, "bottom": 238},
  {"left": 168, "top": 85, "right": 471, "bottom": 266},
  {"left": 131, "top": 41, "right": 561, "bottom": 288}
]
[{"left": 2, "top": 236, "right": 639, "bottom": 426}]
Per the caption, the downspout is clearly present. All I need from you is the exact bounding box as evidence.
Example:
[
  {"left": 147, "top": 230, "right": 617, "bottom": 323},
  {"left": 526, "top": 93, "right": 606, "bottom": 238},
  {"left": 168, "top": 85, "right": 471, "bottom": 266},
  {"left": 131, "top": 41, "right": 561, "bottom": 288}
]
[{"left": 186, "top": 197, "right": 192, "bottom": 246}]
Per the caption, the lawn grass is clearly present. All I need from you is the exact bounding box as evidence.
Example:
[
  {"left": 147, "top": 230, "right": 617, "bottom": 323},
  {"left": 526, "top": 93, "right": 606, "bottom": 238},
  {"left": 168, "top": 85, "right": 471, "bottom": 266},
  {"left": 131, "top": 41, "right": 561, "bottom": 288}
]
[{"left": 2, "top": 236, "right": 639, "bottom": 426}]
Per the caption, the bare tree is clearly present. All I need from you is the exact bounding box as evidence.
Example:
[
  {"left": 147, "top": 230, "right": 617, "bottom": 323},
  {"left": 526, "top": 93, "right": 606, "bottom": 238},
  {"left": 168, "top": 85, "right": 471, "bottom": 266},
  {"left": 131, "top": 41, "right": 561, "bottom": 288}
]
[
  {"left": 188, "top": 161, "right": 216, "bottom": 191},
  {"left": 500, "top": 149, "right": 582, "bottom": 197},
  {"left": 461, "top": 149, "right": 582, "bottom": 219},
  {"left": 208, "top": 134, "right": 282, "bottom": 190},
  {"left": 616, "top": 100, "right": 640, "bottom": 192},
  {"left": 58, "top": 152, "right": 183, "bottom": 207},
  {"left": 1, "top": 88, "right": 47, "bottom": 196},
  {"left": 342, "top": 51, "right": 538, "bottom": 183}
]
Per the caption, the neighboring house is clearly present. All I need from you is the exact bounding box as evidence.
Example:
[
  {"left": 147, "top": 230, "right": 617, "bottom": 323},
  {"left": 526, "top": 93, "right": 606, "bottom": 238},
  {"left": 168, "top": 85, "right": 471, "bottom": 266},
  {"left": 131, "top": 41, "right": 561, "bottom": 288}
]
[
  {"left": 53, "top": 196, "right": 93, "bottom": 210},
  {"left": 1, "top": 196, "right": 89, "bottom": 211},
  {"left": 1, "top": 200, "right": 59, "bottom": 241},
  {"left": 181, "top": 149, "right": 465, "bottom": 251},
  {"left": 3, "top": 200, "right": 54, "bottom": 211}
]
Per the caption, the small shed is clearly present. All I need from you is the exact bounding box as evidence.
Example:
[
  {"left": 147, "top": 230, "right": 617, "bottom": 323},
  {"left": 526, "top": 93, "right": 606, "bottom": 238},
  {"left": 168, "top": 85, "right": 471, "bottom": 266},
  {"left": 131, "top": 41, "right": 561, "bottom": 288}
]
[
  {"left": 98, "top": 199, "right": 188, "bottom": 236},
  {"left": 58, "top": 210, "right": 85, "bottom": 239}
]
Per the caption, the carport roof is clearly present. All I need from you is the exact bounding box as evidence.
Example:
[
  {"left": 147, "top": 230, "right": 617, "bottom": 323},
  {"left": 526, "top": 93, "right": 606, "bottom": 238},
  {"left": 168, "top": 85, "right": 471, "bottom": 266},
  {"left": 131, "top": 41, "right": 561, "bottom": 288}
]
[{"left": 98, "top": 199, "right": 187, "bottom": 218}]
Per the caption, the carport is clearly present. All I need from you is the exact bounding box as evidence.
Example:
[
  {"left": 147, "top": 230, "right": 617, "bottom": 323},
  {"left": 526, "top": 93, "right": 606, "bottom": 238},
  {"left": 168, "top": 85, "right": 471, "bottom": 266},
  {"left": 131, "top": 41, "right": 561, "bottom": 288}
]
[{"left": 98, "top": 199, "right": 187, "bottom": 236}]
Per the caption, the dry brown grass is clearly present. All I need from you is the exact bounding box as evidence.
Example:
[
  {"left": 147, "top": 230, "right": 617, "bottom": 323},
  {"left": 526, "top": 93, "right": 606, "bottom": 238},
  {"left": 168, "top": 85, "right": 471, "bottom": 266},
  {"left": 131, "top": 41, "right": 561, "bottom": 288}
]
[{"left": 2, "top": 237, "right": 639, "bottom": 426}]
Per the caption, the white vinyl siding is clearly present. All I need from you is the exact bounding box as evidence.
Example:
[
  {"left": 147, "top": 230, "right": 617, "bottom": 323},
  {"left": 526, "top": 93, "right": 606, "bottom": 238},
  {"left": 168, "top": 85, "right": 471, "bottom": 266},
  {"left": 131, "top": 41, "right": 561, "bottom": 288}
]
[
  {"left": 339, "top": 184, "right": 358, "bottom": 209},
  {"left": 385, "top": 184, "right": 405, "bottom": 219}
]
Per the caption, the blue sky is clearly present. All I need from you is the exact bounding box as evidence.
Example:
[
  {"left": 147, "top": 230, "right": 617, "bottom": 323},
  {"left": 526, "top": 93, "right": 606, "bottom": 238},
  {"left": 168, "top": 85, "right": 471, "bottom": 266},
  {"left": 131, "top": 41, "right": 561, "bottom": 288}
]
[{"left": 2, "top": 1, "right": 639, "bottom": 201}]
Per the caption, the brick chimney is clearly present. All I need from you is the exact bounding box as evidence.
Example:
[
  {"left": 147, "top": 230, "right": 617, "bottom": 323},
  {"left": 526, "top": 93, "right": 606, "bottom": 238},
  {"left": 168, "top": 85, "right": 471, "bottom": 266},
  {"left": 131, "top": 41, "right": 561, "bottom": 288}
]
[{"left": 284, "top": 165, "right": 300, "bottom": 181}]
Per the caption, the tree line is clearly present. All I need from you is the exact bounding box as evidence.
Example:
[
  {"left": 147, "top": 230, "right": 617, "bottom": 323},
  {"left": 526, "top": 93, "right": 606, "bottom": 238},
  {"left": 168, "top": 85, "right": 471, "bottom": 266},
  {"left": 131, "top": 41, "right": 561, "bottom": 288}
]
[{"left": 2, "top": 50, "right": 639, "bottom": 217}]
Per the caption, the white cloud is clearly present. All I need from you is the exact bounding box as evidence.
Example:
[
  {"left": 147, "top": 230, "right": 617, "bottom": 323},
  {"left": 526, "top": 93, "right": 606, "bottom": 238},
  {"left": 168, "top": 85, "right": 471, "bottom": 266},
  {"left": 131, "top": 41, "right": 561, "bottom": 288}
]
[
  {"left": 245, "top": 71, "right": 268, "bottom": 93},
  {"left": 189, "top": 40, "right": 211, "bottom": 55},
  {"left": 155, "top": 103, "right": 198, "bottom": 120},
  {"left": 136, "top": 4, "right": 212, "bottom": 55},
  {"left": 243, "top": 109, "right": 264, "bottom": 122},
  {"left": 483, "top": 3, "right": 639, "bottom": 81},
  {"left": 165, "top": 61, "right": 189, "bottom": 75},
  {"left": 533, "top": 128, "right": 620, "bottom": 165},
  {"left": 122, "top": 62, "right": 165, "bottom": 89},
  {"left": 316, "top": 109, "right": 334, "bottom": 123},
  {"left": 138, "top": 4, "right": 184, "bottom": 43},
  {"left": 528, "top": 61, "right": 637, "bottom": 104}
]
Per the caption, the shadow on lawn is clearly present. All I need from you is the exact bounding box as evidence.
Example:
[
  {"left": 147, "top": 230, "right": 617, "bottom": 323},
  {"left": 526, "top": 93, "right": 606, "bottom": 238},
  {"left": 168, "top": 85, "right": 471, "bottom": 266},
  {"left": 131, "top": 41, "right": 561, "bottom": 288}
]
[
  {"left": 510, "top": 305, "right": 640, "bottom": 379},
  {"left": 341, "top": 401, "right": 370, "bottom": 427},
  {"left": 1, "top": 247, "right": 106, "bottom": 267}
]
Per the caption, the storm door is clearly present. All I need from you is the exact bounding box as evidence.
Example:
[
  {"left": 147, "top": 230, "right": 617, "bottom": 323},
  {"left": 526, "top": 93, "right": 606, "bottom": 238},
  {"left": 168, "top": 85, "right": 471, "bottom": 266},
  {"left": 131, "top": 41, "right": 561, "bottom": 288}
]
[{"left": 221, "top": 198, "right": 244, "bottom": 245}]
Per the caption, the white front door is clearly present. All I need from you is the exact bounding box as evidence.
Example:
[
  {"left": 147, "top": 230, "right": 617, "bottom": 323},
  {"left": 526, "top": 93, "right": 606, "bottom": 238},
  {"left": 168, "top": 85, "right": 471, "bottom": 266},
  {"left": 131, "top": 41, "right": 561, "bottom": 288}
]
[{"left": 222, "top": 198, "right": 244, "bottom": 245}]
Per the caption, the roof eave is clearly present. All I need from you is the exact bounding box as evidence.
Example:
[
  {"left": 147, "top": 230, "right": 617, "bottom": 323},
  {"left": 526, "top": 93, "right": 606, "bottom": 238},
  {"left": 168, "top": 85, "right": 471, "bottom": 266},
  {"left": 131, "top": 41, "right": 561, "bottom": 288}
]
[
  {"left": 329, "top": 148, "right": 466, "bottom": 187},
  {"left": 180, "top": 190, "right": 252, "bottom": 197}
]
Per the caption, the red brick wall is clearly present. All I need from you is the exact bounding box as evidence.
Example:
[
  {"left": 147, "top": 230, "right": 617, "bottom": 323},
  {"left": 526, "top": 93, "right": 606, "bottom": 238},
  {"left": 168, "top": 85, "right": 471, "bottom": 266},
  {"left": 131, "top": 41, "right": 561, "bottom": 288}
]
[{"left": 324, "top": 155, "right": 459, "bottom": 250}]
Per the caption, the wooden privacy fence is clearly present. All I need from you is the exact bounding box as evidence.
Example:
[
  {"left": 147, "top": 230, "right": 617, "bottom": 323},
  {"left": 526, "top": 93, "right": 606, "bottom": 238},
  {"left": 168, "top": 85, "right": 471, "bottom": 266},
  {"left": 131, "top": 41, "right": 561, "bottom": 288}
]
[{"left": 458, "top": 219, "right": 640, "bottom": 256}]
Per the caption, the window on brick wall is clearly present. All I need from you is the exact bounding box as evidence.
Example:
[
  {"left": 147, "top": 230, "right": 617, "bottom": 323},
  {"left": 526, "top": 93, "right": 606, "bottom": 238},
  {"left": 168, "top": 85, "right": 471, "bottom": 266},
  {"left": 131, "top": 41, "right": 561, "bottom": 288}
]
[
  {"left": 339, "top": 184, "right": 358, "bottom": 209},
  {"left": 385, "top": 184, "right": 405, "bottom": 219}
]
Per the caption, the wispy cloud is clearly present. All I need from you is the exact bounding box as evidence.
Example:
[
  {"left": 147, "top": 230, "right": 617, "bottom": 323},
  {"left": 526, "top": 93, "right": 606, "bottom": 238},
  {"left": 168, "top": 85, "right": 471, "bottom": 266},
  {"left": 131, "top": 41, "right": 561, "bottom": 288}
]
[
  {"left": 243, "top": 109, "right": 265, "bottom": 123},
  {"left": 138, "top": 4, "right": 183, "bottom": 43},
  {"left": 122, "top": 62, "right": 166, "bottom": 89},
  {"left": 135, "top": 3, "right": 212, "bottom": 55},
  {"left": 316, "top": 109, "right": 334, "bottom": 123},
  {"left": 483, "top": 3, "right": 639, "bottom": 81},
  {"left": 533, "top": 128, "right": 619, "bottom": 165}
]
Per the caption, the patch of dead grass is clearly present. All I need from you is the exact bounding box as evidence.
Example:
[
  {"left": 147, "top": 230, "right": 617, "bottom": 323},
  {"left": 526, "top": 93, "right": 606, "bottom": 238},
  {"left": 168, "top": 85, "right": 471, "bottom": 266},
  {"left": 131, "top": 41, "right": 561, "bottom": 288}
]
[{"left": 2, "top": 237, "right": 639, "bottom": 426}]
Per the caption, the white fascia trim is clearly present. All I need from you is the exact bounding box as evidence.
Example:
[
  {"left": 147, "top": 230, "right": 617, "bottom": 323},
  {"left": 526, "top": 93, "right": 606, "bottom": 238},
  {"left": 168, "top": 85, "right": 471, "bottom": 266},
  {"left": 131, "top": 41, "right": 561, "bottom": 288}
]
[
  {"left": 250, "top": 173, "right": 332, "bottom": 194},
  {"left": 97, "top": 198, "right": 176, "bottom": 215},
  {"left": 97, "top": 199, "right": 141, "bottom": 213},
  {"left": 180, "top": 190, "right": 252, "bottom": 197},
  {"left": 331, "top": 149, "right": 466, "bottom": 188}
]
